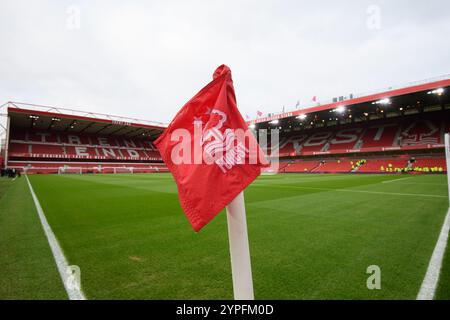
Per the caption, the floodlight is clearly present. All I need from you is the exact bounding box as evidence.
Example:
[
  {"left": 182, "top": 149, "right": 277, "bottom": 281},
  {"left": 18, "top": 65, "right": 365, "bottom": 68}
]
[{"left": 335, "top": 106, "right": 346, "bottom": 113}]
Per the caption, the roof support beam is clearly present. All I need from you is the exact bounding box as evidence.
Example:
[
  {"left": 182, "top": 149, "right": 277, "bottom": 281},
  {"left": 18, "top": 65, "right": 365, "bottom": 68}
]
[
  {"left": 79, "top": 122, "right": 96, "bottom": 133},
  {"left": 94, "top": 124, "right": 113, "bottom": 134},
  {"left": 109, "top": 126, "right": 128, "bottom": 136}
]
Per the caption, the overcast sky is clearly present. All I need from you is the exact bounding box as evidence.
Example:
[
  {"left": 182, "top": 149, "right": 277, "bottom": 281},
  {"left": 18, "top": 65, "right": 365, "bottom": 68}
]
[{"left": 1, "top": 0, "right": 449, "bottom": 124}]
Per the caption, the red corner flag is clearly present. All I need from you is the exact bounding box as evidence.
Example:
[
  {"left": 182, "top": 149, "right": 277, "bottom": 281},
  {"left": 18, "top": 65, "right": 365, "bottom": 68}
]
[{"left": 154, "top": 65, "right": 266, "bottom": 232}]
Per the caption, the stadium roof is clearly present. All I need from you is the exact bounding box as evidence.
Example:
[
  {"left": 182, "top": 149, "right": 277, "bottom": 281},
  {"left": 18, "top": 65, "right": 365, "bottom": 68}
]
[
  {"left": 249, "top": 75, "right": 450, "bottom": 126},
  {"left": 4, "top": 102, "right": 166, "bottom": 140}
]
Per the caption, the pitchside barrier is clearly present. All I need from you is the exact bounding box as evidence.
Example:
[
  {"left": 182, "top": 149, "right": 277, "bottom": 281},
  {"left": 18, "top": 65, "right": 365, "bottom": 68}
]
[{"left": 12, "top": 166, "right": 167, "bottom": 174}]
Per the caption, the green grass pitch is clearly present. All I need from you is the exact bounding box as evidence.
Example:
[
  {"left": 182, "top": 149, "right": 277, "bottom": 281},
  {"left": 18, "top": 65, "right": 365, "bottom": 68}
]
[{"left": 1, "top": 173, "right": 449, "bottom": 299}]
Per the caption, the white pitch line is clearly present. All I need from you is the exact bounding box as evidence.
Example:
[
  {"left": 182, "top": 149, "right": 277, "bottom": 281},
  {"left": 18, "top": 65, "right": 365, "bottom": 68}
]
[
  {"left": 417, "top": 207, "right": 450, "bottom": 300},
  {"left": 25, "top": 175, "right": 86, "bottom": 300},
  {"left": 382, "top": 177, "right": 413, "bottom": 184},
  {"left": 253, "top": 183, "right": 447, "bottom": 198}
]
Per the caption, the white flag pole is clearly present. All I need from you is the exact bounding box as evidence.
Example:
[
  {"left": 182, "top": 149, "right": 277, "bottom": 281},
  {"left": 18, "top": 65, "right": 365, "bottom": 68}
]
[
  {"left": 226, "top": 191, "right": 254, "bottom": 300},
  {"left": 445, "top": 133, "right": 450, "bottom": 206}
]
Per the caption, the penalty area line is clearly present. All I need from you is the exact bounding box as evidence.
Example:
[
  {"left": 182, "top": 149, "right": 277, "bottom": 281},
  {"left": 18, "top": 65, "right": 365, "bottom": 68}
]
[
  {"left": 417, "top": 207, "right": 450, "bottom": 300},
  {"left": 25, "top": 175, "right": 86, "bottom": 300},
  {"left": 381, "top": 177, "right": 412, "bottom": 184},
  {"left": 253, "top": 183, "right": 447, "bottom": 198}
]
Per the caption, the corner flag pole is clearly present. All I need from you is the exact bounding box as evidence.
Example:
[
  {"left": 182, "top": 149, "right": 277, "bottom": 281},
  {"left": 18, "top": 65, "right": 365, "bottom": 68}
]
[
  {"left": 226, "top": 191, "right": 254, "bottom": 300},
  {"left": 445, "top": 133, "right": 450, "bottom": 206}
]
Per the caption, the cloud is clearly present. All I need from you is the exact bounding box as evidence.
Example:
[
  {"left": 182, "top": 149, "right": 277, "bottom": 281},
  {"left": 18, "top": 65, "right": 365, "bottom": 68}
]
[{"left": 0, "top": 0, "right": 449, "bottom": 124}]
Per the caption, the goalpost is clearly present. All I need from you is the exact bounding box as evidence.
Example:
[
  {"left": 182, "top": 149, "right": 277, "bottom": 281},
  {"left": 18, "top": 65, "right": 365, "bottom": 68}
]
[
  {"left": 55, "top": 166, "right": 135, "bottom": 174},
  {"left": 113, "top": 167, "right": 134, "bottom": 174},
  {"left": 58, "top": 167, "right": 83, "bottom": 174},
  {"left": 445, "top": 133, "right": 450, "bottom": 206},
  {"left": 417, "top": 132, "right": 450, "bottom": 300}
]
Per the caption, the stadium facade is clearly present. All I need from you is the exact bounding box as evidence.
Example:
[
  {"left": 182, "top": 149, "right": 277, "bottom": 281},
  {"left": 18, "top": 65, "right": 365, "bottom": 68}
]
[{"left": 0, "top": 75, "right": 449, "bottom": 174}]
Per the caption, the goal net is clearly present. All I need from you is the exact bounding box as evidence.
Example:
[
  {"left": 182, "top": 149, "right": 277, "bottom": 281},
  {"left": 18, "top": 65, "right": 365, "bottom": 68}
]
[
  {"left": 58, "top": 167, "right": 83, "bottom": 174},
  {"left": 112, "top": 167, "right": 134, "bottom": 174}
]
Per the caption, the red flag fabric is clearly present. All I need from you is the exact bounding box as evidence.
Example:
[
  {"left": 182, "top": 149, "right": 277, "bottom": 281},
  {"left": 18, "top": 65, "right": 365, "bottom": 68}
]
[{"left": 154, "top": 65, "right": 266, "bottom": 232}]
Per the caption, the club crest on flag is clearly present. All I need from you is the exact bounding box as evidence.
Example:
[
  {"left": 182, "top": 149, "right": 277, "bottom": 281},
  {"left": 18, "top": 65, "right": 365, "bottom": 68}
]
[{"left": 200, "top": 109, "right": 247, "bottom": 173}]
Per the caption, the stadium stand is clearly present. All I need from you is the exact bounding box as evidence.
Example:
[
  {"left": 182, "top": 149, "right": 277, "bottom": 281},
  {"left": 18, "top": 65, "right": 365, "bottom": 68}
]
[
  {"left": 409, "top": 156, "right": 447, "bottom": 173},
  {"left": 277, "top": 155, "right": 447, "bottom": 174},
  {"left": 412, "top": 157, "right": 446, "bottom": 169},
  {"left": 276, "top": 116, "right": 447, "bottom": 157},
  {"left": 9, "top": 130, "right": 160, "bottom": 160},
  {"left": 253, "top": 76, "right": 450, "bottom": 174},
  {"left": 279, "top": 160, "right": 320, "bottom": 173},
  {"left": 356, "top": 158, "right": 409, "bottom": 173},
  {"left": 314, "top": 160, "right": 354, "bottom": 173},
  {"left": 1, "top": 76, "right": 449, "bottom": 175},
  {"left": 3, "top": 103, "right": 168, "bottom": 174}
]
